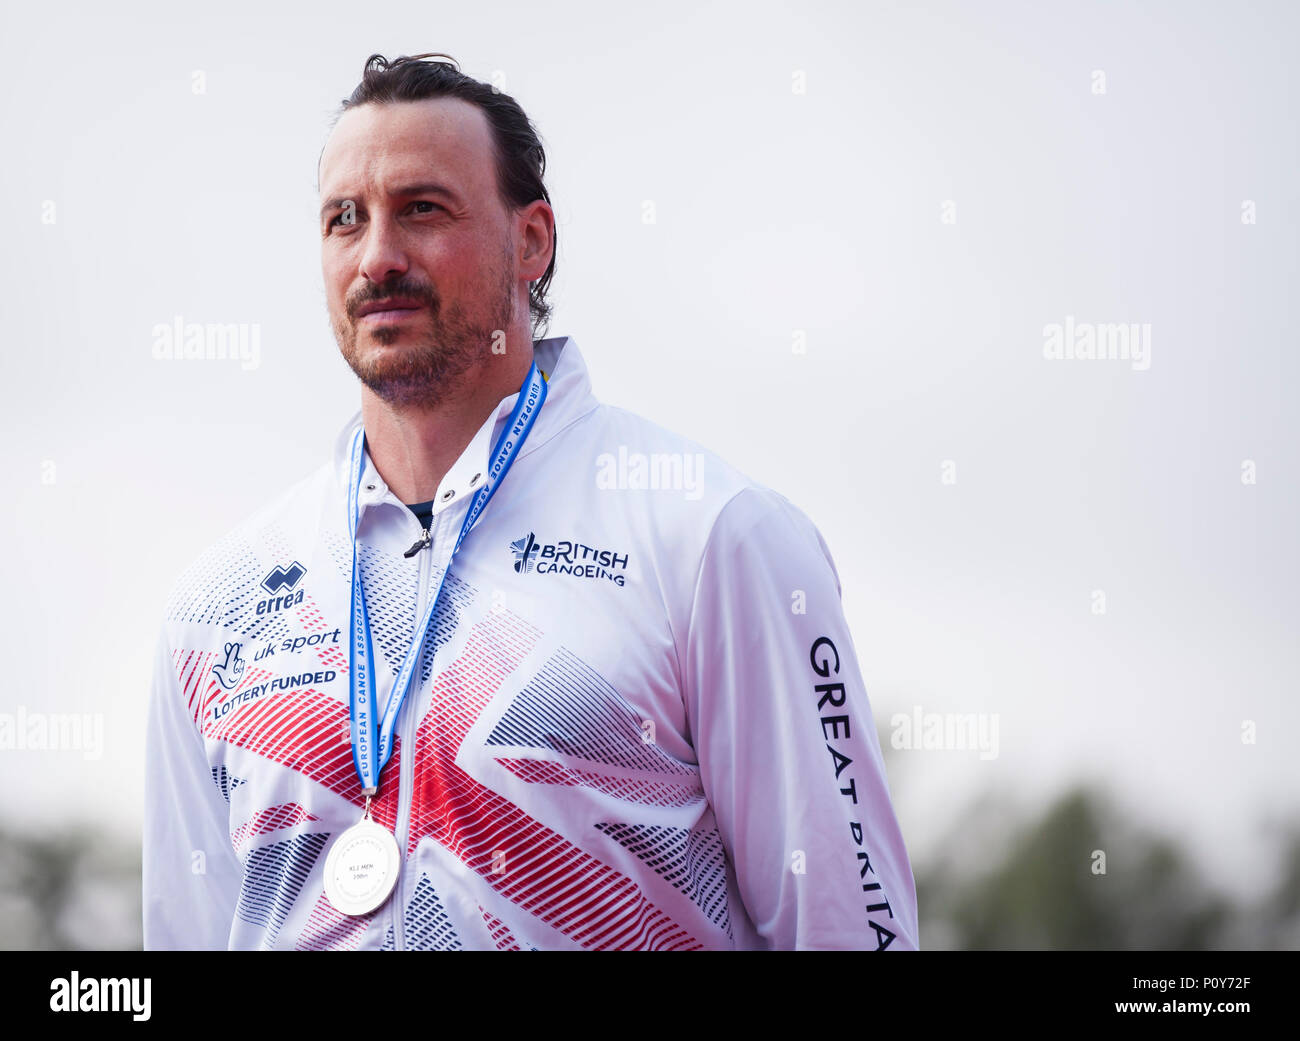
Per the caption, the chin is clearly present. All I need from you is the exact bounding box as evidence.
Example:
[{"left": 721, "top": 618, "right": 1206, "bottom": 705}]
[{"left": 357, "top": 323, "right": 421, "bottom": 349}]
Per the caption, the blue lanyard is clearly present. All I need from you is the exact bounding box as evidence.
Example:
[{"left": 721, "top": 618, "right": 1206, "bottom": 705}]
[{"left": 345, "top": 362, "right": 547, "bottom": 795}]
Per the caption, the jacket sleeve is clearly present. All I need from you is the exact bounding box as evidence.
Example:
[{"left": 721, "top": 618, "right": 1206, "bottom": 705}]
[
  {"left": 682, "top": 486, "right": 919, "bottom": 950},
  {"left": 142, "top": 625, "right": 243, "bottom": 950}
]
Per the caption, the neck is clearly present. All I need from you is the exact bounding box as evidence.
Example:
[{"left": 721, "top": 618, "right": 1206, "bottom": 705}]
[{"left": 361, "top": 347, "right": 533, "bottom": 504}]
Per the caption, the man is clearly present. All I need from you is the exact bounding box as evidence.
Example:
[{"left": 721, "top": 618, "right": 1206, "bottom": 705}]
[{"left": 143, "top": 52, "right": 918, "bottom": 951}]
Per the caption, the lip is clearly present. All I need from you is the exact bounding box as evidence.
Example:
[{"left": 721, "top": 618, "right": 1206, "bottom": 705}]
[
  {"left": 359, "top": 307, "right": 425, "bottom": 324},
  {"left": 356, "top": 298, "right": 426, "bottom": 320}
]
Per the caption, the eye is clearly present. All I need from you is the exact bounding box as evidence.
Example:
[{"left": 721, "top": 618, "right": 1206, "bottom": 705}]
[{"left": 410, "top": 200, "right": 443, "bottom": 214}]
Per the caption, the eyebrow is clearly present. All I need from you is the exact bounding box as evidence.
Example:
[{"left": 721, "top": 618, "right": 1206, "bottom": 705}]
[{"left": 319, "top": 182, "right": 463, "bottom": 220}]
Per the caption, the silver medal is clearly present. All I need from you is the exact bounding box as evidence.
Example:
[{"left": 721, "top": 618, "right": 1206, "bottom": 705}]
[{"left": 323, "top": 816, "right": 400, "bottom": 916}]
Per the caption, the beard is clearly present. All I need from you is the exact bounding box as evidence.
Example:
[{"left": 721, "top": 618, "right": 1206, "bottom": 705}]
[{"left": 332, "top": 251, "right": 516, "bottom": 411}]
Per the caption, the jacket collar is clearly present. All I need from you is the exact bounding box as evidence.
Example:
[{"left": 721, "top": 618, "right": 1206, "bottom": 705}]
[{"left": 331, "top": 336, "right": 596, "bottom": 519}]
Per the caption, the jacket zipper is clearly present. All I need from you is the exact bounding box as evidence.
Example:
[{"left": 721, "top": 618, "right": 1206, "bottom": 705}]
[{"left": 391, "top": 511, "right": 433, "bottom": 951}]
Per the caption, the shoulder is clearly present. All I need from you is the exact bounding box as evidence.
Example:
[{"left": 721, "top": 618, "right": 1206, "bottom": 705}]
[
  {"left": 162, "top": 460, "right": 336, "bottom": 627},
  {"left": 575, "top": 400, "right": 758, "bottom": 511},
  {"left": 559, "top": 400, "right": 834, "bottom": 591},
  {"left": 593, "top": 402, "right": 824, "bottom": 536}
]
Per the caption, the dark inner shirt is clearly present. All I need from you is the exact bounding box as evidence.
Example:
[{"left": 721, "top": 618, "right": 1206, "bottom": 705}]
[{"left": 405, "top": 499, "right": 435, "bottom": 531}]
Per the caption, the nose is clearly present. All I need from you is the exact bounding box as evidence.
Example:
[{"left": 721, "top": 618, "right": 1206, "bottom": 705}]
[{"left": 357, "top": 213, "right": 409, "bottom": 288}]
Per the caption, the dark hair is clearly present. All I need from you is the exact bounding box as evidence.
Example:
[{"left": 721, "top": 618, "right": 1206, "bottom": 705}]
[{"left": 333, "top": 52, "right": 555, "bottom": 339}]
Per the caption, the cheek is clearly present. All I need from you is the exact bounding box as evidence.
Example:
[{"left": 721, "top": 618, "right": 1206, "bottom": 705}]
[
  {"left": 423, "top": 239, "right": 481, "bottom": 289},
  {"left": 321, "top": 258, "right": 350, "bottom": 309}
]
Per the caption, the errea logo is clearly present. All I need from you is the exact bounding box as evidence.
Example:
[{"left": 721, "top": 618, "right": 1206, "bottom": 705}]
[
  {"left": 258, "top": 561, "right": 306, "bottom": 615},
  {"left": 262, "top": 561, "right": 305, "bottom": 593}
]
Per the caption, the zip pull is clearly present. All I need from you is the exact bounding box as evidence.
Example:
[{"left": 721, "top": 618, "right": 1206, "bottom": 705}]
[{"left": 403, "top": 526, "right": 431, "bottom": 558}]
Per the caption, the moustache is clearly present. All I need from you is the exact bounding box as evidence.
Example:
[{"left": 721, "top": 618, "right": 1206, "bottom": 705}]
[{"left": 347, "top": 283, "right": 438, "bottom": 321}]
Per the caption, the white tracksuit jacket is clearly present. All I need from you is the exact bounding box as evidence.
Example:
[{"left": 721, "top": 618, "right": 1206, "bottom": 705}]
[{"left": 143, "top": 335, "right": 919, "bottom": 950}]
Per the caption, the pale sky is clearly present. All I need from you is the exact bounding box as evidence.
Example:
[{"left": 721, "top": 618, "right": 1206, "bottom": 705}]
[{"left": 1, "top": 0, "right": 1295, "bottom": 908}]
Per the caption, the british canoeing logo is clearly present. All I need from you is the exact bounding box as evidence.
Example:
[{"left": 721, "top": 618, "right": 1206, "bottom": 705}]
[{"left": 510, "top": 533, "right": 629, "bottom": 587}]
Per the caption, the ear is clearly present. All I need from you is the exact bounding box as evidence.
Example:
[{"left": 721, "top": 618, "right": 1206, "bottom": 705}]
[{"left": 517, "top": 199, "right": 555, "bottom": 282}]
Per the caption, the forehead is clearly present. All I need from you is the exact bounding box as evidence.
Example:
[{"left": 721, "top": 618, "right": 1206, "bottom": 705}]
[{"left": 319, "top": 96, "right": 496, "bottom": 201}]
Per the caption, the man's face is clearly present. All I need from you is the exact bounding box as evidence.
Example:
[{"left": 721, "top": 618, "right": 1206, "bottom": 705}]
[{"left": 319, "top": 97, "right": 518, "bottom": 410}]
